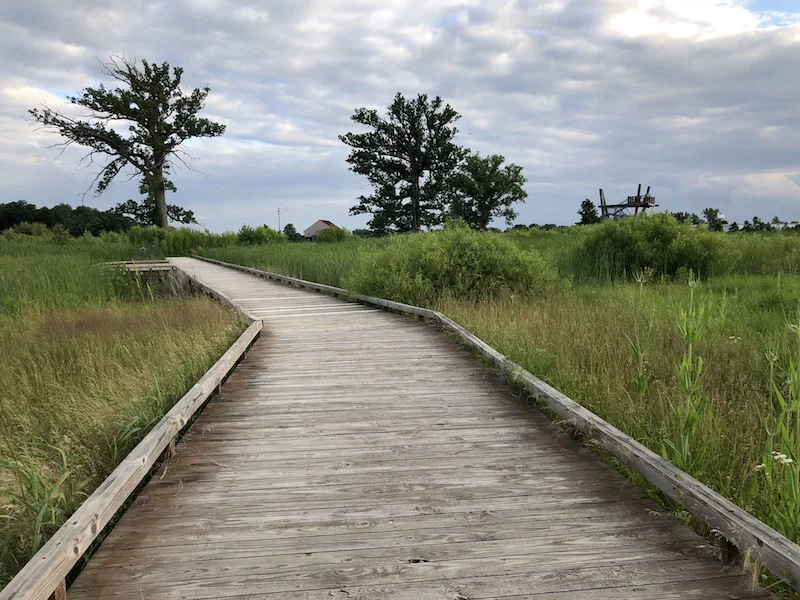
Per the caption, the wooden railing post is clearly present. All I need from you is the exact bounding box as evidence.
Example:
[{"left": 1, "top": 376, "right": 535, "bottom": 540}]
[{"left": 48, "top": 580, "right": 66, "bottom": 600}]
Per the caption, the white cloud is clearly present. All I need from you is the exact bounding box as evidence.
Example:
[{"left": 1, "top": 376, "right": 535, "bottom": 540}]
[
  {"left": 0, "top": 0, "right": 799, "bottom": 230},
  {"left": 605, "top": 0, "right": 783, "bottom": 39}
]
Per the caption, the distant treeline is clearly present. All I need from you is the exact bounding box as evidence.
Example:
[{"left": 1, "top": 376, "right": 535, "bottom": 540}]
[
  {"left": 0, "top": 201, "right": 135, "bottom": 236},
  {"left": 5, "top": 200, "right": 799, "bottom": 241}
]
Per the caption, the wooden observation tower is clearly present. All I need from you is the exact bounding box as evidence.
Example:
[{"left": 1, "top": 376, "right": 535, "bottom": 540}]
[{"left": 599, "top": 184, "right": 658, "bottom": 219}]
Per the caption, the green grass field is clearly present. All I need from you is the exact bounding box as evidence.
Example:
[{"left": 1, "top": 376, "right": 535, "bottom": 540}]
[{"left": 0, "top": 239, "right": 245, "bottom": 587}]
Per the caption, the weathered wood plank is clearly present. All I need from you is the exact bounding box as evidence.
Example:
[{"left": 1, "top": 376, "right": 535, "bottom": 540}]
[
  {"left": 91, "top": 500, "right": 670, "bottom": 551},
  {"left": 193, "top": 255, "right": 438, "bottom": 320},
  {"left": 46, "top": 581, "right": 65, "bottom": 600},
  {"left": 70, "top": 539, "right": 756, "bottom": 599},
  {"left": 213, "top": 572, "right": 769, "bottom": 600},
  {"left": 77, "top": 520, "right": 700, "bottom": 571}
]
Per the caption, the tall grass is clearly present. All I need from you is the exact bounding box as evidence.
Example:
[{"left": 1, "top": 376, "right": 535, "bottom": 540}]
[
  {"left": 206, "top": 239, "right": 380, "bottom": 286},
  {"left": 0, "top": 256, "right": 141, "bottom": 314},
  {"left": 0, "top": 240, "right": 245, "bottom": 587}
]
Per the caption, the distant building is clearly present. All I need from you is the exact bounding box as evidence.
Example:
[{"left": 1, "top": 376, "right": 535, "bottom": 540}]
[
  {"left": 303, "top": 219, "right": 340, "bottom": 240},
  {"left": 772, "top": 221, "right": 800, "bottom": 231},
  {"left": 721, "top": 221, "right": 799, "bottom": 232}
]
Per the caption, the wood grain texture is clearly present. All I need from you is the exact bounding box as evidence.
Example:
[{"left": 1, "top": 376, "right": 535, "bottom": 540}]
[
  {"left": 102, "top": 261, "right": 173, "bottom": 272},
  {"left": 46, "top": 581, "right": 65, "bottom": 600},
  {"left": 0, "top": 319, "right": 262, "bottom": 600},
  {"left": 60, "top": 257, "right": 769, "bottom": 599}
]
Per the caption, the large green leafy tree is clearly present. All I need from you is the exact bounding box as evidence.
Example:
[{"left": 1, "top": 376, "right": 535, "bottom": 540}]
[
  {"left": 449, "top": 153, "right": 527, "bottom": 230},
  {"left": 29, "top": 56, "right": 225, "bottom": 228},
  {"left": 282, "top": 223, "right": 302, "bottom": 241},
  {"left": 577, "top": 199, "right": 601, "bottom": 225},
  {"left": 702, "top": 207, "right": 727, "bottom": 232},
  {"left": 340, "top": 93, "right": 466, "bottom": 233},
  {"left": 673, "top": 211, "right": 702, "bottom": 226}
]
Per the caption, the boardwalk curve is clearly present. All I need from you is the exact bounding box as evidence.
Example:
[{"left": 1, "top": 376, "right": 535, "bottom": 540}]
[{"left": 66, "top": 257, "right": 766, "bottom": 599}]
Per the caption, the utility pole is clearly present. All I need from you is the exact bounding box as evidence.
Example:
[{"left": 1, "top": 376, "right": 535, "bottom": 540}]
[{"left": 277, "top": 208, "right": 281, "bottom": 231}]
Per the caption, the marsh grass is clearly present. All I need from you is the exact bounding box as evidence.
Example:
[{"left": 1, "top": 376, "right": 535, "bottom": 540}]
[
  {"left": 205, "top": 239, "right": 380, "bottom": 286},
  {"left": 0, "top": 240, "right": 244, "bottom": 587}
]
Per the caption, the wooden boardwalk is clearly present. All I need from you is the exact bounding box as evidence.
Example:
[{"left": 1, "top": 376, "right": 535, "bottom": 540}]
[{"left": 68, "top": 257, "right": 766, "bottom": 599}]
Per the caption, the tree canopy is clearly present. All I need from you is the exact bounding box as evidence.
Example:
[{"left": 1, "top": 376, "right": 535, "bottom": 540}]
[
  {"left": 671, "top": 211, "right": 702, "bottom": 226},
  {"left": 112, "top": 198, "right": 197, "bottom": 227},
  {"left": 340, "top": 93, "right": 466, "bottom": 234},
  {"left": 0, "top": 200, "right": 135, "bottom": 235},
  {"left": 449, "top": 153, "right": 527, "bottom": 230},
  {"left": 29, "top": 56, "right": 224, "bottom": 228},
  {"left": 283, "top": 223, "right": 302, "bottom": 241},
  {"left": 577, "top": 199, "right": 601, "bottom": 225},
  {"left": 702, "top": 207, "right": 727, "bottom": 232}
]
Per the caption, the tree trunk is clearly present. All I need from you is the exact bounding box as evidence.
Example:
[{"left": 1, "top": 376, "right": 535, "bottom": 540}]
[
  {"left": 481, "top": 203, "right": 491, "bottom": 230},
  {"left": 153, "top": 166, "right": 168, "bottom": 229},
  {"left": 411, "top": 176, "right": 420, "bottom": 232}
]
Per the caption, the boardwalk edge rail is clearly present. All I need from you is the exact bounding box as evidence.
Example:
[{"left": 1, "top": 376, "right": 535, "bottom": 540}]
[
  {"left": 191, "top": 254, "right": 800, "bottom": 590},
  {"left": 0, "top": 315, "right": 263, "bottom": 600}
]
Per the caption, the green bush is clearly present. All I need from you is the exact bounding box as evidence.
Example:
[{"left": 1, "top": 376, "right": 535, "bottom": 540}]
[
  {"left": 315, "top": 227, "right": 349, "bottom": 243},
  {"left": 162, "top": 228, "right": 210, "bottom": 255},
  {"left": 121, "top": 226, "right": 240, "bottom": 256},
  {"left": 127, "top": 226, "right": 167, "bottom": 248},
  {"left": 237, "top": 225, "right": 286, "bottom": 245},
  {"left": 574, "top": 213, "right": 729, "bottom": 280},
  {"left": 12, "top": 222, "right": 50, "bottom": 237},
  {"left": 98, "top": 230, "right": 128, "bottom": 245},
  {"left": 50, "top": 224, "right": 71, "bottom": 245},
  {"left": 732, "top": 233, "right": 800, "bottom": 275},
  {"left": 0, "top": 229, "right": 20, "bottom": 242},
  {"left": 344, "top": 222, "right": 557, "bottom": 305},
  {"left": 79, "top": 231, "right": 102, "bottom": 245}
]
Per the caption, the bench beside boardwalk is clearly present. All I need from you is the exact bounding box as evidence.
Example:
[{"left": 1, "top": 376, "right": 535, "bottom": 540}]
[{"left": 68, "top": 257, "right": 766, "bottom": 599}]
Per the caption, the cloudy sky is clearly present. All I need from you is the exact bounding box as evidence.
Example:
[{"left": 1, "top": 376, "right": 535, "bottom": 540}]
[{"left": 2, "top": 0, "right": 799, "bottom": 231}]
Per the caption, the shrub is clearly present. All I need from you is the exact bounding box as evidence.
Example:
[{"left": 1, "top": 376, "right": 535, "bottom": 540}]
[
  {"left": 732, "top": 233, "right": 800, "bottom": 275},
  {"left": 127, "top": 226, "right": 167, "bottom": 248},
  {"left": 51, "top": 224, "right": 71, "bottom": 245},
  {"left": 237, "top": 225, "right": 286, "bottom": 245},
  {"left": 12, "top": 222, "right": 50, "bottom": 237},
  {"left": 574, "top": 213, "right": 729, "bottom": 280},
  {"left": 79, "top": 231, "right": 102, "bottom": 245},
  {"left": 98, "top": 230, "right": 128, "bottom": 245},
  {"left": 344, "top": 222, "right": 557, "bottom": 305},
  {"left": 315, "top": 227, "right": 349, "bottom": 243},
  {"left": 0, "top": 229, "right": 21, "bottom": 242},
  {"left": 163, "top": 228, "right": 210, "bottom": 255}
]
